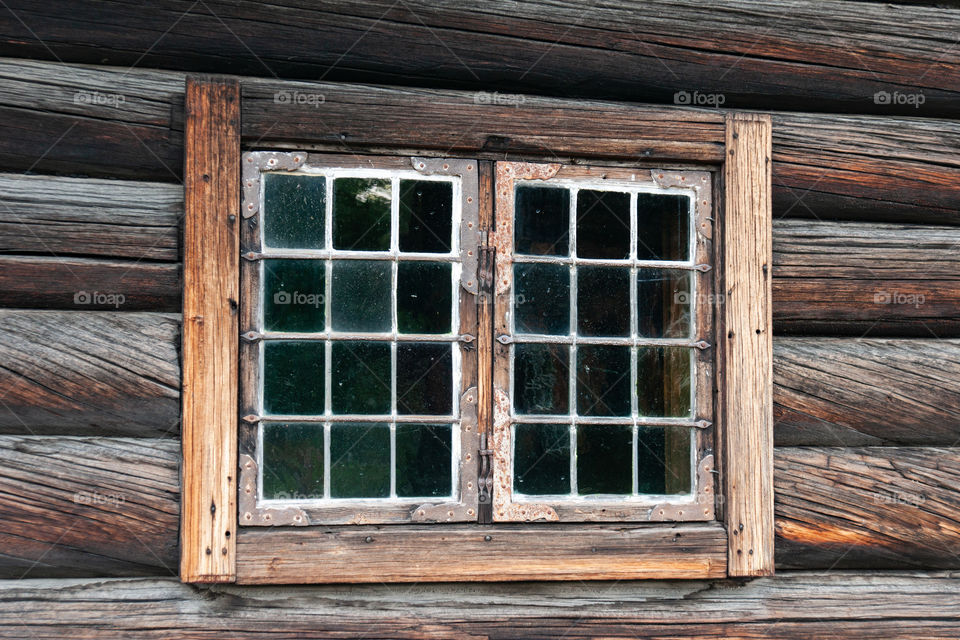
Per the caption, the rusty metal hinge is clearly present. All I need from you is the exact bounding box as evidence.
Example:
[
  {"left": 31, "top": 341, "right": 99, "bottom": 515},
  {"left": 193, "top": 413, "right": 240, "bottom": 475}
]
[{"left": 477, "top": 432, "right": 494, "bottom": 507}]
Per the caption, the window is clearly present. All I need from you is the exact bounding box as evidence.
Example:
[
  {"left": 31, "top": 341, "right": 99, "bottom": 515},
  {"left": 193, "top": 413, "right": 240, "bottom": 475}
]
[{"left": 180, "top": 77, "right": 773, "bottom": 584}]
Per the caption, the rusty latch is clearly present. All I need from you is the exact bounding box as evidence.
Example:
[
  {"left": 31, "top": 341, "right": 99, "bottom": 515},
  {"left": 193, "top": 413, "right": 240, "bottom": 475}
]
[{"left": 477, "top": 433, "right": 494, "bottom": 506}]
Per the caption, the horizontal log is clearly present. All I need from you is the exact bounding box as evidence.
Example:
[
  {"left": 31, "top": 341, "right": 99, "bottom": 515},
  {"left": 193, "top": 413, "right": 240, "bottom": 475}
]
[
  {"left": 0, "top": 0, "right": 957, "bottom": 117},
  {"left": 0, "top": 437, "right": 179, "bottom": 579},
  {"left": 0, "top": 59, "right": 957, "bottom": 224},
  {"left": 2, "top": 573, "right": 960, "bottom": 638},
  {"left": 0, "top": 311, "right": 180, "bottom": 437},
  {"left": 0, "top": 256, "right": 180, "bottom": 311},
  {"left": 774, "top": 338, "right": 960, "bottom": 446},
  {"left": 775, "top": 447, "right": 960, "bottom": 570},
  {"left": 0, "top": 174, "right": 181, "bottom": 260},
  {"left": 236, "top": 524, "right": 727, "bottom": 584}
]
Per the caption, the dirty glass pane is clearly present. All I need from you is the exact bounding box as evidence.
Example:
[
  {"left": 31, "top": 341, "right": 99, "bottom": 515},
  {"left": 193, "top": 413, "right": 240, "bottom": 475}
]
[
  {"left": 262, "top": 173, "right": 326, "bottom": 249},
  {"left": 636, "top": 347, "right": 692, "bottom": 417},
  {"left": 330, "top": 260, "right": 391, "bottom": 332},
  {"left": 330, "top": 341, "right": 391, "bottom": 414},
  {"left": 513, "top": 423, "right": 570, "bottom": 495},
  {"left": 397, "top": 262, "right": 452, "bottom": 334},
  {"left": 577, "top": 345, "right": 631, "bottom": 417},
  {"left": 514, "top": 263, "right": 569, "bottom": 335},
  {"left": 399, "top": 180, "right": 453, "bottom": 254},
  {"left": 514, "top": 343, "right": 569, "bottom": 415},
  {"left": 261, "top": 423, "right": 324, "bottom": 500},
  {"left": 636, "top": 268, "right": 692, "bottom": 338},
  {"left": 577, "top": 425, "right": 632, "bottom": 495},
  {"left": 332, "top": 177, "right": 391, "bottom": 251},
  {"left": 396, "top": 424, "right": 452, "bottom": 498},
  {"left": 329, "top": 423, "right": 390, "bottom": 498},
  {"left": 397, "top": 343, "right": 453, "bottom": 415},
  {"left": 263, "top": 341, "right": 325, "bottom": 415},
  {"left": 577, "top": 266, "right": 630, "bottom": 337},
  {"left": 576, "top": 190, "right": 630, "bottom": 259},
  {"left": 263, "top": 259, "right": 325, "bottom": 332},
  {"left": 515, "top": 185, "right": 570, "bottom": 256},
  {"left": 636, "top": 193, "right": 690, "bottom": 261},
  {"left": 637, "top": 426, "right": 690, "bottom": 495}
]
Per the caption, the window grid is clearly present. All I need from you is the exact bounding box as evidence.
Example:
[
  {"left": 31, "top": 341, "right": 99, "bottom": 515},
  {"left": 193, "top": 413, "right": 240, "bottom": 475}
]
[
  {"left": 510, "top": 183, "right": 698, "bottom": 500},
  {"left": 257, "top": 169, "right": 463, "bottom": 503}
]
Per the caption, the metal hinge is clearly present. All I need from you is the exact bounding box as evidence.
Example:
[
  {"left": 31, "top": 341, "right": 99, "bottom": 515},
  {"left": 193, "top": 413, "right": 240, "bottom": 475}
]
[{"left": 477, "top": 433, "right": 494, "bottom": 507}]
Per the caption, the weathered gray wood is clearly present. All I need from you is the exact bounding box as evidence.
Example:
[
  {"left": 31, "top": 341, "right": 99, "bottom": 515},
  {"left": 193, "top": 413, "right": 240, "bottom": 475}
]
[
  {"left": 2, "top": 573, "right": 960, "bottom": 638},
  {"left": 0, "top": 174, "right": 181, "bottom": 260},
  {"left": 0, "top": 0, "right": 957, "bottom": 117},
  {"left": 0, "top": 58, "right": 957, "bottom": 223},
  {"left": 776, "top": 447, "right": 960, "bottom": 570},
  {"left": 774, "top": 338, "right": 960, "bottom": 446},
  {"left": 0, "top": 311, "right": 180, "bottom": 437},
  {"left": 0, "top": 437, "right": 179, "bottom": 579}
]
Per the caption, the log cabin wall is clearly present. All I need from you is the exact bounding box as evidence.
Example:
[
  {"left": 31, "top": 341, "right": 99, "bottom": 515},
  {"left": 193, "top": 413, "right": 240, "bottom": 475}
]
[{"left": 0, "top": 1, "right": 959, "bottom": 636}]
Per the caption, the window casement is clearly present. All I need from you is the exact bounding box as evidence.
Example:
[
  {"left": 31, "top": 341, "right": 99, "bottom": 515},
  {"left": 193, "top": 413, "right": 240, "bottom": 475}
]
[{"left": 181, "top": 76, "right": 773, "bottom": 585}]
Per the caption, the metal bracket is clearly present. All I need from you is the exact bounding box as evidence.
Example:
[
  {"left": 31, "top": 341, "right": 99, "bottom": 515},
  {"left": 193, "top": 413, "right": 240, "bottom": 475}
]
[
  {"left": 242, "top": 151, "right": 307, "bottom": 219},
  {"left": 238, "top": 453, "right": 310, "bottom": 526},
  {"left": 412, "top": 157, "right": 481, "bottom": 295},
  {"left": 411, "top": 386, "right": 481, "bottom": 522},
  {"left": 649, "top": 454, "right": 716, "bottom": 522}
]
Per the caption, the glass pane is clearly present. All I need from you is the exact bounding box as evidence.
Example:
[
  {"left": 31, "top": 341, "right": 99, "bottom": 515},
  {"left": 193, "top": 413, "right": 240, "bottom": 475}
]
[
  {"left": 263, "top": 341, "right": 325, "bottom": 415},
  {"left": 397, "top": 262, "right": 452, "bottom": 334},
  {"left": 396, "top": 424, "right": 452, "bottom": 498},
  {"left": 576, "top": 190, "right": 630, "bottom": 259},
  {"left": 397, "top": 343, "right": 453, "bottom": 415},
  {"left": 514, "top": 343, "right": 569, "bottom": 415},
  {"left": 577, "top": 425, "right": 632, "bottom": 495},
  {"left": 262, "top": 173, "right": 326, "bottom": 249},
  {"left": 399, "top": 180, "right": 452, "bottom": 253},
  {"left": 636, "top": 347, "right": 692, "bottom": 417},
  {"left": 329, "top": 423, "right": 390, "bottom": 498},
  {"left": 637, "top": 426, "right": 691, "bottom": 495},
  {"left": 577, "top": 266, "right": 630, "bottom": 337},
  {"left": 261, "top": 423, "right": 324, "bottom": 500},
  {"left": 514, "top": 263, "right": 569, "bottom": 335},
  {"left": 263, "top": 259, "right": 325, "bottom": 332},
  {"left": 636, "top": 269, "right": 693, "bottom": 338},
  {"left": 330, "top": 260, "right": 391, "bottom": 332},
  {"left": 514, "top": 423, "right": 570, "bottom": 495},
  {"left": 577, "top": 345, "right": 631, "bottom": 417},
  {"left": 636, "top": 193, "right": 689, "bottom": 261},
  {"left": 331, "top": 341, "right": 391, "bottom": 414},
  {"left": 332, "top": 177, "right": 391, "bottom": 250},
  {"left": 514, "top": 185, "right": 569, "bottom": 256}
]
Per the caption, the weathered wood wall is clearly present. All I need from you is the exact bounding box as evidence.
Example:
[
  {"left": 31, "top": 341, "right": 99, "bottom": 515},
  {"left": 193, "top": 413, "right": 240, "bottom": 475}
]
[{"left": 0, "top": 0, "right": 958, "bottom": 635}]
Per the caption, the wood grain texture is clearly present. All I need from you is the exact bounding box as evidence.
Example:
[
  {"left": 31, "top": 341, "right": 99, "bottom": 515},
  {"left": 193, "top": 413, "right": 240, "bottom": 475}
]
[
  {"left": 722, "top": 113, "right": 774, "bottom": 576},
  {"left": 0, "top": 437, "right": 179, "bottom": 578},
  {"left": 0, "top": 311, "right": 180, "bottom": 438},
  {"left": 180, "top": 76, "right": 239, "bottom": 583},
  {"left": 2, "top": 573, "right": 960, "bottom": 638},
  {"left": 776, "top": 447, "right": 960, "bottom": 570},
  {"left": 0, "top": 174, "right": 182, "bottom": 260},
  {"left": 774, "top": 338, "right": 960, "bottom": 446},
  {"left": 0, "top": 256, "right": 179, "bottom": 311},
  {"left": 0, "top": 0, "right": 957, "bottom": 117},
  {"left": 237, "top": 524, "right": 728, "bottom": 583}
]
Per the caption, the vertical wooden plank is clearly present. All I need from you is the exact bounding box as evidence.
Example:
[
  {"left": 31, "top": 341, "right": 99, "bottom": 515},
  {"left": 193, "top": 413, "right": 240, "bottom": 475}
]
[
  {"left": 181, "top": 76, "right": 240, "bottom": 583},
  {"left": 477, "top": 161, "right": 495, "bottom": 524},
  {"left": 723, "top": 113, "right": 774, "bottom": 577}
]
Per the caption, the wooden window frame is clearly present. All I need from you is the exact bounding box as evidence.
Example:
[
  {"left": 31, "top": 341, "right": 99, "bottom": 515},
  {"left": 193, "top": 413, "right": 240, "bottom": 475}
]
[{"left": 181, "top": 75, "right": 773, "bottom": 584}]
